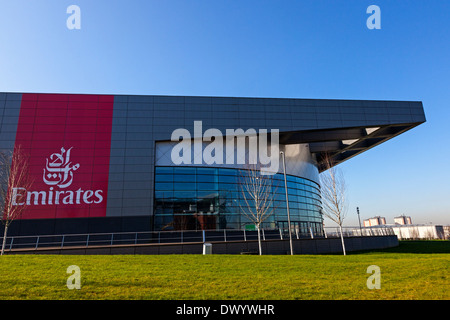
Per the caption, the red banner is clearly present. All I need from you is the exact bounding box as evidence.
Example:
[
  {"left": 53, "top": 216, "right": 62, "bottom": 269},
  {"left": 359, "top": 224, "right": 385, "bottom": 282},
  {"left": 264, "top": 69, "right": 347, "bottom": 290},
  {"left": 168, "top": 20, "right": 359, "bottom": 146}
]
[{"left": 11, "top": 93, "right": 114, "bottom": 219}]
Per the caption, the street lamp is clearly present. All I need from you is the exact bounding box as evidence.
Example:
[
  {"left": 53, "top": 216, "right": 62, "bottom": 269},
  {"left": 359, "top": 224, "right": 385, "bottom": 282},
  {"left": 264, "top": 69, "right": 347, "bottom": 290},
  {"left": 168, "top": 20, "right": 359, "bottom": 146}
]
[
  {"left": 280, "top": 151, "right": 294, "bottom": 255},
  {"left": 357, "top": 207, "right": 362, "bottom": 235}
]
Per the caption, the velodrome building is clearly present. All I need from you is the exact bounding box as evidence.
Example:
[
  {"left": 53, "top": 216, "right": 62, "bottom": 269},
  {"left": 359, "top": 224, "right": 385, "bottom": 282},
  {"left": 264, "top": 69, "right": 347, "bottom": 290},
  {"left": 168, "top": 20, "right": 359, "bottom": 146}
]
[{"left": 0, "top": 92, "right": 425, "bottom": 238}]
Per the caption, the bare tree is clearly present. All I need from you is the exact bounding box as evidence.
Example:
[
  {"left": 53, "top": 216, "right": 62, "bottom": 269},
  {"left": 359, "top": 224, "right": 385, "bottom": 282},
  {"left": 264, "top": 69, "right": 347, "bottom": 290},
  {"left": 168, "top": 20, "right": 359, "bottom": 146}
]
[
  {"left": 0, "top": 146, "right": 33, "bottom": 255},
  {"left": 238, "top": 163, "right": 277, "bottom": 255},
  {"left": 409, "top": 227, "right": 420, "bottom": 240},
  {"left": 319, "top": 154, "right": 348, "bottom": 255}
]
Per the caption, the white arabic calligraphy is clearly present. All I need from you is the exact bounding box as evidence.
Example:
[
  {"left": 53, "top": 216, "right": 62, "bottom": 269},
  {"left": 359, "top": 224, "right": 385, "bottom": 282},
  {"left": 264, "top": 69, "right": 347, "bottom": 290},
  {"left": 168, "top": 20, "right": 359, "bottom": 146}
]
[{"left": 42, "top": 147, "right": 80, "bottom": 188}]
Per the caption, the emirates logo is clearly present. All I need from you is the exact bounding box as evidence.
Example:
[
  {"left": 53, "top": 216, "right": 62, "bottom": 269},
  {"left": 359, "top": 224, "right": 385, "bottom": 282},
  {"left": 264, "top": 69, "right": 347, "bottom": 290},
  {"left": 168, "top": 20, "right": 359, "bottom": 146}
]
[{"left": 42, "top": 147, "right": 80, "bottom": 188}]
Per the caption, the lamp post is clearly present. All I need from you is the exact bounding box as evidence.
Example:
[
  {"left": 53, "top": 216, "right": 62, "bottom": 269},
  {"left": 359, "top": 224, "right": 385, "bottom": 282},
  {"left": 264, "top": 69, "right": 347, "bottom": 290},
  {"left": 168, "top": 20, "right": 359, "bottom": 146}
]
[
  {"left": 280, "top": 151, "right": 294, "bottom": 255},
  {"left": 357, "top": 207, "right": 362, "bottom": 235}
]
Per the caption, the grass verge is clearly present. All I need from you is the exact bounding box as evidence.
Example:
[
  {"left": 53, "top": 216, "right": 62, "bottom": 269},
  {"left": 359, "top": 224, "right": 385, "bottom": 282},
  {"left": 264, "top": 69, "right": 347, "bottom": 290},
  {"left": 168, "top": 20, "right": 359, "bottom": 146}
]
[{"left": 0, "top": 241, "right": 448, "bottom": 300}]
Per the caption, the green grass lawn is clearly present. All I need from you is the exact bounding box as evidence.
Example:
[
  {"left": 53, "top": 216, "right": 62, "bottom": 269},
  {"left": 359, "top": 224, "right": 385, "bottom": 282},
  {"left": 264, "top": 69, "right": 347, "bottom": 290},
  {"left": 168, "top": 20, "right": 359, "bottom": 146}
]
[{"left": 0, "top": 241, "right": 448, "bottom": 300}]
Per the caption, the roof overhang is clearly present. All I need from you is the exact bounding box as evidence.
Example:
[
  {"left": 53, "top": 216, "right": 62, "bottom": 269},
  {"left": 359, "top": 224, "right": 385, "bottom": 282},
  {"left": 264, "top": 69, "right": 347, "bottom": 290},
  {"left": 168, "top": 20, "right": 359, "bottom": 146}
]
[{"left": 279, "top": 122, "right": 423, "bottom": 172}]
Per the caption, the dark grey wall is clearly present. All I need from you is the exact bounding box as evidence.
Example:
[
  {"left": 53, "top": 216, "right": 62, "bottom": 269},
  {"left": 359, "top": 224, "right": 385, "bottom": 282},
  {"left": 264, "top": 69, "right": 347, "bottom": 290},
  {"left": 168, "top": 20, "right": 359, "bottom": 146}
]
[{"left": 7, "top": 235, "right": 399, "bottom": 255}]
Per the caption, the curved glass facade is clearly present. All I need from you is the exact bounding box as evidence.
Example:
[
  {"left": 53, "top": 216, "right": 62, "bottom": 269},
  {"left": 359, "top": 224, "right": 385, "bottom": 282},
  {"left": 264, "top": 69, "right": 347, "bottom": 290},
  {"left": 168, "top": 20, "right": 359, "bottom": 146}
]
[{"left": 154, "top": 166, "right": 323, "bottom": 234}]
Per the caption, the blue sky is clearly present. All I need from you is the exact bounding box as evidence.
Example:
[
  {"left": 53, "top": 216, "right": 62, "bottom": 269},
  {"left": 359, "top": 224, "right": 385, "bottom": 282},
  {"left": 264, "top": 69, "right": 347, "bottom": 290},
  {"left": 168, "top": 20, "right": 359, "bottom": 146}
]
[{"left": 0, "top": 0, "right": 449, "bottom": 226}]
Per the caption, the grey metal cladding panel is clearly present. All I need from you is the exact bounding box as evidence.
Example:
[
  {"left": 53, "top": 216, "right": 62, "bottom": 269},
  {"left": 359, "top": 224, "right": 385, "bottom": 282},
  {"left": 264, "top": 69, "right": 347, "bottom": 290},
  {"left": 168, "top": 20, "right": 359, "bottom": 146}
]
[
  {"left": 389, "top": 114, "right": 413, "bottom": 123},
  {"left": 124, "top": 156, "right": 152, "bottom": 165},
  {"left": 235, "top": 97, "right": 265, "bottom": 105},
  {"left": 317, "top": 113, "right": 342, "bottom": 121},
  {"left": 123, "top": 180, "right": 152, "bottom": 190},
  {"left": 411, "top": 114, "right": 426, "bottom": 122},
  {"left": 0, "top": 93, "right": 7, "bottom": 100},
  {"left": 125, "top": 140, "right": 153, "bottom": 149},
  {"left": 238, "top": 118, "right": 268, "bottom": 128},
  {"left": 184, "top": 96, "right": 212, "bottom": 105},
  {"left": 126, "top": 110, "right": 153, "bottom": 118},
  {"left": 291, "top": 119, "right": 318, "bottom": 129},
  {"left": 291, "top": 112, "right": 317, "bottom": 121},
  {"left": 123, "top": 172, "right": 153, "bottom": 181},
  {"left": 4, "top": 99, "right": 22, "bottom": 110},
  {"left": 364, "top": 113, "right": 391, "bottom": 122},
  {"left": 126, "top": 117, "right": 152, "bottom": 126},
  {"left": 127, "top": 95, "right": 154, "bottom": 103},
  {"left": 212, "top": 104, "right": 240, "bottom": 112},
  {"left": 6, "top": 93, "right": 22, "bottom": 101},
  {"left": 316, "top": 119, "right": 344, "bottom": 128},
  {"left": 125, "top": 148, "right": 153, "bottom": 157},
  {"left": 291, "top": 105, "right": 317, "bottom": 113},
  {"left": 107, "top": 189, "right": 124, "bottom": 199},
  {"left": 126, "top": 132, "right": 153, "bottom": 141},
  {"left": 2, "top": 107, "right": 20, "bottom": 117},
  {"left": 0, "top": 98, "right": 21, "bottom": 142},
  {"left": 364, "top": 106, "right": 388, "bottom": 115},
  {"left": 110, "top": 140, "right": 126, "bottom": 148},
  {"left": 106, "top": 207, "right": 122, "bottom": 217},
  {"left": 153, "top": 95, "right": 185, "bottom": 104},
  {"left": 263, "top": 97, "right": 291, "bottom": 106},
  {"left": 0, "top": 141, "right": 15, "bottom": 148},
  {"left": 127, "top": 103, "right": 154, "bottom": 111},
  {"left": 109, "top": 172, "right": 124, "bottom": 182},
  {"left": 211, "top": 97, "right": 238, "bottom": 105},
  {"left": 129, "top": 198, "right": 154, "bottom": 209},
  {"left": 114, "top": 95, "right": 128, "bottom": 103},
  {"left": 107, "top": 198, "right": 123, "bottom": 208},
  {"left": 0, "top": 132, "right": 17, "bottom": 141},
  {"left": 111, "top": 132, "right": 126, "bottom": 141},
  {"left": 236, "top": 104, "right": 266, "bottom": 113},
  {"left": 121, "top": 207, "right": 152, "bottom": 216},
  {"left": 126, "top": 125, "right": 152, "bottom": 133},
  {"left": 122, "top": 190, "right": 152, "bottom": 201},
  {"left": 388, "top": 107, "right": 412, "bottom": 115},
  {"left": 124, "top": 164, "right": 152, "bottom": 173},
  {"left": 110, "top": 156, "right": 126, "bottom": 165},
  {"left": 113, "top": 109, "right": 127, "bottom": 118},
  {"left": 154, "top": 103, "right": 184, "bottom": 112}
]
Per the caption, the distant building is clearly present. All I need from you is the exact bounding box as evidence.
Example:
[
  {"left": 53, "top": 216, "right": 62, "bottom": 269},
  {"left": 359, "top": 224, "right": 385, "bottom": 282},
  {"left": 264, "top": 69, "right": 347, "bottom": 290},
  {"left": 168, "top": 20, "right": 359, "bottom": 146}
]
[
  {"left": 363, "top": 216, "right": 386, "bottom": 227},
  {"left": 392, "top": 225, "right": 445, "bottom": 240},
  {"left": 394, "top": 215, "right": 412, "bottom": 225},
  {"left": 444, "top": 226, "right": 450, "bottom": 240}
]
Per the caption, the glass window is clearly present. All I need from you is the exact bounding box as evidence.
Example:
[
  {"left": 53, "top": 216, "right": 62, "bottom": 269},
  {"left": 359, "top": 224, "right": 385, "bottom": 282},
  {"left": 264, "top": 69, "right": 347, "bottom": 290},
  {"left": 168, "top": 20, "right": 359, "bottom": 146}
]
[
  {"left": 218, "top": 183, "right": 236, "bottom": 191},
  {"left": 155, "top": 174, "right": 173, "bottom": 182},
  {"left": 153, "top": 166, "right": 323, "bottom": 232},
  {"left": 197, "top": 167, "right": 218, "bottom": 175},
  {"left": 156, "top": 167, "right": 173, "bottom": 174},
  {"left": 155, "top": 182, "right": 173, "bottom": 191},
  {"left": 197, "top": 182, "right": 218, "bottom": 190},
  {"left": 155, "top": 191, "right": 173, "bottom": 199},
  {"left": 174, "top": 174, "right": 196, "bottom": 182},
  {"left": 174, "top": 182, "right": 196, "bottom": 191},
  {"left": 173, "top": 191, "right": 196, "bottom": 199},
  {"left": 197, "top": 190, "right": 219, "bottom": 199},
  {"left": 174, "top": 167, "right": 196, "bottom": 175},
  {"left": 218, "top": 168, "right": 236, "bottom": 176},
  {"left": 197, "top": 174, "right": 217, "bottom": 183}
]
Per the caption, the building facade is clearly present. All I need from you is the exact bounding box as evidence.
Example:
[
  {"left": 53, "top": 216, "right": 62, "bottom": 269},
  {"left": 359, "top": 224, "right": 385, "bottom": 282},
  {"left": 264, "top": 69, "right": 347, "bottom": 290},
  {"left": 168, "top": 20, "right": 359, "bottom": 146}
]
[
  {"left": 0, "top": 92, "right": 426, "bottom": 237},
  {"left": 363, "top": 216, "right": 387, "bottom": 227},
  {"left": 394, "top": 215, "right": 412, "bottom": 225}
]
